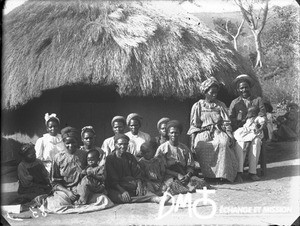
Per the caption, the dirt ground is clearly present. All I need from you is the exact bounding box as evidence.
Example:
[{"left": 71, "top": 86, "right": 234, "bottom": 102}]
[{"left": 1, "top": 141, "right": 299, "bottom": 226}]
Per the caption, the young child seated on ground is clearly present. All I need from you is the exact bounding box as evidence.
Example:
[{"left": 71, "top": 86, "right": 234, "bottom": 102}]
[
  {"left": 138, "top": 140, "right": 168, "bottom": 196},
  {"left": 18, "top": 143, "right": 51, "bottom": 202},
  {"left": 76, "top": 149, "right": 106, "bottom": 204},
  {"left": 234, "top": 106, "right": 265, "bottom": 153},
  {"left": 35, "top": 113, "right": 65, "bottom": 173}
]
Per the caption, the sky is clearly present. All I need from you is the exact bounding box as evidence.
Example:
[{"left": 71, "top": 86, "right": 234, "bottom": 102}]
[{"left": 3, "top": 0, "right": 298, "bottom": 15}]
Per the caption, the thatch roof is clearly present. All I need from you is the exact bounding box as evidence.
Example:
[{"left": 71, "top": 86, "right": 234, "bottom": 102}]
[{"left": 2, "top": 0, "right": 261, "bottom": 110}]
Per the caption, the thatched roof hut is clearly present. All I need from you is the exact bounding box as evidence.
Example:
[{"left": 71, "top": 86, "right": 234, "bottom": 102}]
[{"left": 3, "top": 0, "right": 261, "bottom": 110}]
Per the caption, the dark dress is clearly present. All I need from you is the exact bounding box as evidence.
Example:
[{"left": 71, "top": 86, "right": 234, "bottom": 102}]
[{"left": 106, "top": 151, "right": 157, "bottom": 203}]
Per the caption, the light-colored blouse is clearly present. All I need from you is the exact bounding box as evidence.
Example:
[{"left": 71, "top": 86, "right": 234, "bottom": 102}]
[
  {"left": 101, "top": 136, "right": 115, "bottom": 157},
  {"left": 35, "top": 133, "right": 65, "bottom": 162},
  {"left": 155, "top": 141, "right": 194, "bottom": 169},
  {"left": 187, "top": 99, "right": 232, "bottom": 135},
  {"left": 125, "top": 131, "right": 151, "bottom": 157}
]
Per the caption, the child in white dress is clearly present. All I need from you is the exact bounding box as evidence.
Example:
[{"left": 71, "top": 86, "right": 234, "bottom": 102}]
[
  {"left": 234, "top": 106, "right": 265, "bottom": 153},
  {"left": 35, "top": 113, "right": 65, "bottom": 173}
]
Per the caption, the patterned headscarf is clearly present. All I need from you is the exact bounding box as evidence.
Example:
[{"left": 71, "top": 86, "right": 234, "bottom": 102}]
[
  {"left": 157, "top": 117, "right": 170, "bottom": 130},
  {"left": 111, "top": 116, "right": 126, "bottom": 127},
  {"left": 200, "top": 77, "right": 220, "bottom": 94},
  {"left": 44, "top": 113, "right": 60, "bottom": 126},
  {"left": 126, "top": 113, "right": 143, "bottom": 126},
  {"left": 61, "top": 126, "right": 80, "bottom": 141}
]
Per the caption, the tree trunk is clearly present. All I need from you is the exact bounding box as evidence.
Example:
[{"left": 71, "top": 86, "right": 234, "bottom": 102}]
[
  {"left": 233, "top": 37, "right": 238, "bottom": 51},
  {"left": 252, "top": 30, "right": 263, "bottom": 68}
]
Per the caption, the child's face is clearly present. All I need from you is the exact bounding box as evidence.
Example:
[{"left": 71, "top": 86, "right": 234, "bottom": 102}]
[
  {"left": 87, "top": 152, "right": 99, "bottom": 167},
  {"left": 141, "top": 146, "right": 155, "bottom": 160},
  {"left": 129, "top": 119, "right": 140, "bottom": 135},
  {"left": 82, "top": 131, "right": 95, "bottom": 149},
  {"left": 24, "top": 148, "right": 36, "bottom": 163},
  {"left": 112, "top": 121, "right": 125, "bottom": 135},
  {"left": 159, "top": 123, "right": 167, "bottom": 137},
  {"left": 64, "top": 137, "right": 78, "bottom": 154},
  {"left": 47, "top": 120, "right": 59, "bottom": 136}
]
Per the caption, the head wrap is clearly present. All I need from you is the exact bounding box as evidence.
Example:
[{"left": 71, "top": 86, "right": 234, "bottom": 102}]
[
  {"left": 19, "top": 143, "right": 35, "bottom": 156},
  {"left": 157, "top": 117, "right": 170, "bottom": 131},
  {"left": 233, "top": 74, "right": 254, "bottom": 88},
  {"left": 166, "top": 120, "right": 183, "bottom": 134},
  {"left": 126, "top": 113, "right": 142, "bottom": 126},
  {"left": 200, "top": 77, "right": 220, "bottom": 94},
  {"left": 81, "top": 126, "right": 96, "bottom": 138},
  {"left": 44, "top": 113, "right": 60, "bottom": 126},
  {"left": 111, "top": 116, "right": 126, "bottom": 127},
  {"left": 113, "top": 134, "right": 130, "bottom": 143},
  {"left": 61, "top": 126, "right": 80, "bottom": 141}
]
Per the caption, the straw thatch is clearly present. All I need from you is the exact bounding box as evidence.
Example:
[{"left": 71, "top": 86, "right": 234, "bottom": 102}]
[{"left": 3, "top": 0, "right": 261, "bottom": 110}]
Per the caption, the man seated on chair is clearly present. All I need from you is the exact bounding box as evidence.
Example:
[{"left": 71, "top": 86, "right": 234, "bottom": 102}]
[{"left": 229, "top": 74, "right": 267, "bottom": 182}]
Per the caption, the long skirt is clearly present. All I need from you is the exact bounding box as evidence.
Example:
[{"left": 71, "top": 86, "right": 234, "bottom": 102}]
[{"left": 194, "top": 130, "right": 238, "bottom": 182}]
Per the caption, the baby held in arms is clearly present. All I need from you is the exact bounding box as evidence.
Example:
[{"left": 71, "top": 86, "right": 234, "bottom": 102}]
[{"left": 234, "top": 106, "right": 265, "bottom": 153}]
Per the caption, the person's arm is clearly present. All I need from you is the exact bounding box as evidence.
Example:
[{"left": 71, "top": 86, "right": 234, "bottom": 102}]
[
  {"left": 18, "top": 163, "right": 34, "bottom": 187},
  {"left": 257, "top": 97, "right": 267, "bottom": 117},
  {"left": 127, "top": 154, "right": 145, "bottom": 196},
  {"left": 87, "top": 166, "right": 105, "bottom": 182},
  {"left": 190, "top": 133, "right": 196, "bottom": 153},
  {"left": 34, "top": 138, "right": 44, "bottom": 160},
  {"left": 229, "top": 99, "right": 243, "bottom": 131},
  {"left": 101, "top": 139, "right": 110, "bottom": 157}
]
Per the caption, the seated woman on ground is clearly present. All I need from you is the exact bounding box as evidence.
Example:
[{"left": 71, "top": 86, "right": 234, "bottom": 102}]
[
  {"left": 106, "top": 134, "right": 169, "bottom": 204},
  {"left": 138, "top": 140, "right": 168, "bottom": 196},
  {"left": 17, "top": 143, "right": 51, "bottom": 202},
  {"left": 101, "top": 116, "right": 126, "bottom": 157},
  {"left": 76, "top": 149, "right": 106, "bottom": 204},
  {"left": 125, "top": 113, "right": 151, "bottom": 159},
  {"left": 37, "top": 127, "right": 112, "bottom": 212},
  {"left": 155, "top": 117, "right": 170, "bottom": 147},
  {"left": 155, "top": 120, "right": 210, "bottom": 195},
  {"left": 80, "top": 126, "right": 105, "bottom": 166},
  {"left": 273, "top": 103, "right": 299, "bottom": 142},
  {"left": 35, "top": 113, "right": 65, "bottom": 173}
]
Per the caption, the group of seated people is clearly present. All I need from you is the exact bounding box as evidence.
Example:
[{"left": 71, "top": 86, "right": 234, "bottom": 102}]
[
  {"left": 17, "top": 113, "right": 210, "bottom": 211},
  {"left": 16, "top": 74, "right": 299, "bottom": 212}
]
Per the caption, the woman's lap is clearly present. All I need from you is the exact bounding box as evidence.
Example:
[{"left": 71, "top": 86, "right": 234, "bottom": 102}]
[{"left": 195, "top": 131, "right": 238, "bottom": 182}]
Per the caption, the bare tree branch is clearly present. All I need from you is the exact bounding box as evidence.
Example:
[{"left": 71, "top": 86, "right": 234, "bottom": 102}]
[
  {"left": 234, "top": 18, "right": 245, "bottom": 39},
  {"left": 258, "top": 0, "right": 269, "bottom": 34}
]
